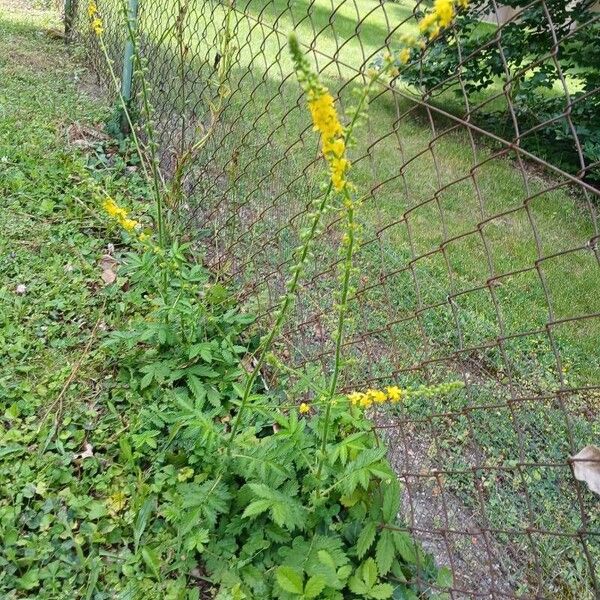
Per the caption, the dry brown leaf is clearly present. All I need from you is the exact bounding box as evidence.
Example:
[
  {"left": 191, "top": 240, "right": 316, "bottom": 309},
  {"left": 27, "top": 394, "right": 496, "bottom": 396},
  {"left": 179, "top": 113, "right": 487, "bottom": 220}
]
[
  {"left": 66, "top": 122, "right": 109, "bottom": 149},
  {"left": 99, "top": 254, "right": 118, "bottom": 285},
  {"left": 571, "top": 445, "right": 600, "bottom": 496},
  {"left": 75, "top": 442, "right": 94, "bottom": 460}
]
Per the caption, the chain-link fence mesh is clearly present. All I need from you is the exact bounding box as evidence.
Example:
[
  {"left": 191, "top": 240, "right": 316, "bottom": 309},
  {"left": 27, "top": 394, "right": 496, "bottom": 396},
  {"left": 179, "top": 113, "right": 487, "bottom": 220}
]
[{"left": 73, "top": 0, "right": 600, "bottom": 596}]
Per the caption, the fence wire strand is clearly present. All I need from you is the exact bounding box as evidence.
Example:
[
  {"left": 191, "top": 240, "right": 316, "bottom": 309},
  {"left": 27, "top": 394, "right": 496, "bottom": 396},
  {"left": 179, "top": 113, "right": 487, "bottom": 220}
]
[{"left": 74, "top": 0, "right": 600, "bottom": 596}]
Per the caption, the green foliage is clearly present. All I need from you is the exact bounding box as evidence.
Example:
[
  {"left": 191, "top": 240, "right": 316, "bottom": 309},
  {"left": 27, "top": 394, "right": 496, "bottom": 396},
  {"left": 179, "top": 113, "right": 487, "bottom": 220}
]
[
  {"left": 399, "top": 0, "right": 600, "bottom": 180},
  {"left": 0, "top": 10, "right": 449, "bottom": 599}
]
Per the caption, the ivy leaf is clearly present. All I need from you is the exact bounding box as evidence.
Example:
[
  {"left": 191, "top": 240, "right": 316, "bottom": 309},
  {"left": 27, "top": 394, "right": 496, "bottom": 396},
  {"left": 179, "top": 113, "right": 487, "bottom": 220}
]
[
  {"left": 275, "top": 566, "right": 304, "bottom": 594},
  {"left": 356, "top": 521, "right": 377, "bottom": 559},
  {"left": 375, "top": 529, "right": 395, "bottom": 576}
]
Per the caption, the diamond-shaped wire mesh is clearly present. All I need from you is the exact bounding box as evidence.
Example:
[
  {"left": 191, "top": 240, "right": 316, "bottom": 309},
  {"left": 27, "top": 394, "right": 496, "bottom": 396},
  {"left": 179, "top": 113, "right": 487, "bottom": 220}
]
[{"left": 73, "top": 0, "right": 600, "bottom": 596}]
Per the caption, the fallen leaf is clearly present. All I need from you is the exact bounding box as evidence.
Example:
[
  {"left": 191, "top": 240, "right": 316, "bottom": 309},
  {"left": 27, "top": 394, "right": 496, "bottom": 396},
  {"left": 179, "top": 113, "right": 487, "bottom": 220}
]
[
  {"left": 99, "top": 254, "right": 118, "bottom": 285},
  {"left": 66, "top": 122, "right": 108, "bottom": 149},
  {"left": 571, "top": 445, "right": 600, "bottom": 496},
  {"left": 75, "top": 442, "right": 94, "bottom": 460}
]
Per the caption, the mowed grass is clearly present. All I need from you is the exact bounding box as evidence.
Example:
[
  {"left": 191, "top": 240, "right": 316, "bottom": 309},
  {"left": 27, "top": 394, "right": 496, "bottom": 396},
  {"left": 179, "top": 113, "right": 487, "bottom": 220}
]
[
  {"left": 90, "top": 0, "right": 600, "bottom": 594},
  {"left": 122, "top": 0, "right": 600, "bottom": 378}
]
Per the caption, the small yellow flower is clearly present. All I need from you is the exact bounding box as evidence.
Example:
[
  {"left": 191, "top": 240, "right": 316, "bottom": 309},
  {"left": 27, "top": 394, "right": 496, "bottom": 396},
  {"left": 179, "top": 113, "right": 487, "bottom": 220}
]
[
  {"left": 87, "top": 0, "right": 97, "bottom": 18},
  {"left": 121, "top": 218, "right": 138, "bottom": 232},
  {"left": 418, "top": 11, "right": 438, "bottom": 34},
  {"left": 435, "top": 0, "right": 454, "bottom": 28},
  {"left": 330, "top": 156, "right": 349, "bottom": 192},
  {"left": 359, "top": 394, "right": 373, "bottom": 408},
  {"left": 91, "top": 17, "right": 104, "bottom": 36},
  {"left": 139, "top": 232, "right": 150, "bottom": 242},
  {"left": 299, "top": 402, "right": 310, "bottom": 414},
  {"left": 399, "top": 48, "right": 411, "bottom": 65},
  {"left": 347, "top": 391, "right": 364, "bottom": 406},
  {"left": 103, "top": 198, "right": 127, "bottom": 219},
  {"left": 102, "top": 197, "right": 138, "bottom": 233},
  {"left": 386, "top": 386, "right": 404, "bottom": 402},
  {"left": 367, "top": 389, "right": 387, "bottom": 404}
]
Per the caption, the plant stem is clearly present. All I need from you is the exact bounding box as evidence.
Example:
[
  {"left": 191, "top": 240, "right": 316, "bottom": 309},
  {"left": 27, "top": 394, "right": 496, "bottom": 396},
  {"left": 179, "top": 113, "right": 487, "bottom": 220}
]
[
  {"left": 122, "top": 7, "right": 165, "bottom": 252},
  {"left": 226, "top": 181, "right": 334, "bottom": 451},
  {"left": 97, "top": 36, "right": 149, "bottom": 180},
  {"left": 315, "top": 73, "right": 383, "bottom": 479}
]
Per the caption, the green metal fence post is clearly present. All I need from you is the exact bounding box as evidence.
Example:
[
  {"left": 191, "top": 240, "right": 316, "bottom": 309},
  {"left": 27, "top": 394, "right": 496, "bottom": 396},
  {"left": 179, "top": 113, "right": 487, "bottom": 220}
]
[{"left": 120, "top": 0, "right": 139, "bottom": 133}]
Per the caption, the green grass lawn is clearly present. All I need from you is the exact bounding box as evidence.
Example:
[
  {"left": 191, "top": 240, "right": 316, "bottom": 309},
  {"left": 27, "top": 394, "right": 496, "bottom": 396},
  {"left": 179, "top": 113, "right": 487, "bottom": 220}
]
[{"left": 76, "top": 0, "right": 600, "bottom": 596}]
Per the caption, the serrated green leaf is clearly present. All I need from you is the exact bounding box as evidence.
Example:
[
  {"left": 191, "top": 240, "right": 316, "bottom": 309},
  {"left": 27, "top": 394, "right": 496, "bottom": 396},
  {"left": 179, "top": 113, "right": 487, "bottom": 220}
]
[
  {"left": 304, "top": 575, "right": 326, "bottom": 599},
  {"left": 393, "top": 531, "right": 418, "bottom": 565},
  {"left": 275, "top": 566, "right": 303, "bottom": 594},
  {"left": 337, "top": 564, "right": 352, "bottom": 581},
  {"left": 206, "top": 385, "right": 222, "bottom": 407},
  {"left": 362, "top": 557, "right": 378, "bottom": 589},
  {"left": 356, "top": 521, "right": 377, "bottom": 559},
  {"left": 348, "top": 574, "right": 368, "bottom": 595},
  {"left": 242, "top": 499, "right": 271, "bottom": 519},
  {"left": 318, "top": 549, "right": 336, "bottom": 571},
  {"left": 140, "top": 370, "right": 153, "bottom": 390},
  {"left": 375, "top": 530, "right": 395, "bottom": 576},
  {"left": 141, "top": 547, "right": 160, "bottom": 579},
  {"left": 436, "top": 566, "right": 453, "bottom": 588},
  {"left": 369, "top": 583, "right": 394, "bottom": 599},
  {"left": 186, "top": 374, "right": 206, "bottom": 403},
  {"left": 382, "top": 479, "right": 400, "bottom": 522}
]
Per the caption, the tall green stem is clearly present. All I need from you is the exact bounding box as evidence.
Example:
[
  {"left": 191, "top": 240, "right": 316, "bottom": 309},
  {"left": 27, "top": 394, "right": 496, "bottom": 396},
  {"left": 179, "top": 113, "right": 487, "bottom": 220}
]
[
  {"left": 226, "top": 181, "right": 334, "bottom": 451},
  {"left": 315, "top": 74, "right": 382, "bottom": 479},
  {"left": 97, "top": 37, "right": 149, "bottom": 180},
  {"left": 118, "top": 3, "right": 165, "bottom": 247}
]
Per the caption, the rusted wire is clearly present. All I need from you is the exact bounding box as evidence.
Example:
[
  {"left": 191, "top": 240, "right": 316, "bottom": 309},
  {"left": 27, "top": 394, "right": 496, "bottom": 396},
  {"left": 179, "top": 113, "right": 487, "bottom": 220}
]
[{"left": 74, "top": 0, "right": 600, "bottom": 596}]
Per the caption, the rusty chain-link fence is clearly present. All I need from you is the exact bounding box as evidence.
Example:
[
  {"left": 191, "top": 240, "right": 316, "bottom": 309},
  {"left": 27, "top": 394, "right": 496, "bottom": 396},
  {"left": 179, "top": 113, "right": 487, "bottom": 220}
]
[{"left": 72, "top": 0, "right": 599, "bottom": 596}]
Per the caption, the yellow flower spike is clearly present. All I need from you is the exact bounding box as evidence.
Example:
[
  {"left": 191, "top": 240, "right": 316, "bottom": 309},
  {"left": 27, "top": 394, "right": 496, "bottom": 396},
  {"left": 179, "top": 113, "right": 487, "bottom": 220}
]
[
  {"left": 121, "top": 218, "right": 138, "bottom": 232},
  {"left": 399, "top": 48, "right": 411, "bottom": 65},
  {"left": 102, "top": 197, "right": 139, "bottom": 234},
  {"left": 87, "top": 1, "right": 103, "bottom": 36},
  {"left": 299, "top": 402, "right": 310, "bottom": 414},
  {"left": 347, "top": 391, "right": 364, "bottom": 406},
  {"left": 87, "top": 0, "right": 97, "bottom": 18},
  {"left": 308, "top": 91, "right": 344, "bottom": 140},
  {"left": 386, "top": 386, "right": 404, "bottom": 402},
  {"left": 434, "top": 0, "right": 455, "bottom": 28},
  {"left": 92, "top": 19, "right": 104, "bottom": 35},
  {"left": 359, "top": 394, "right": 372, "bottom": 408}
]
